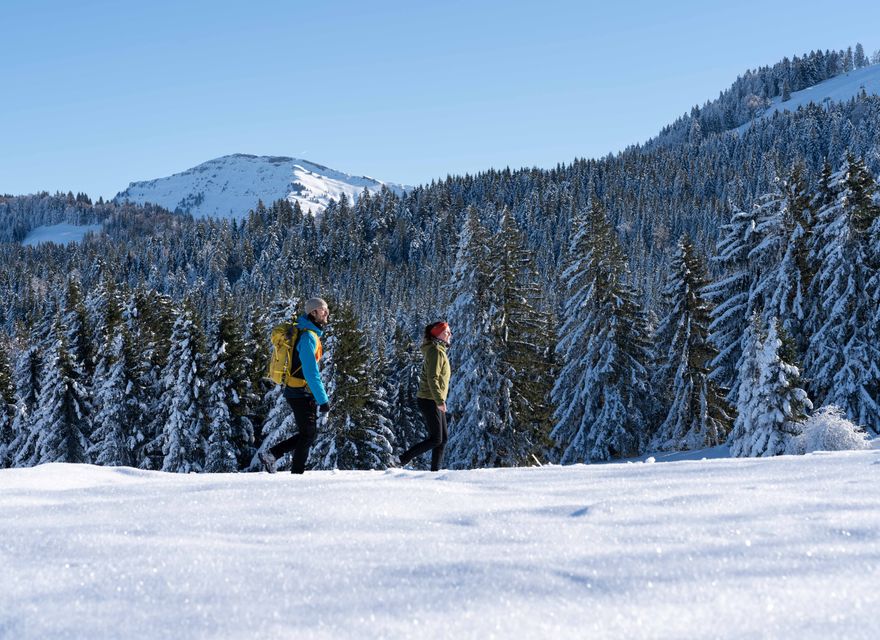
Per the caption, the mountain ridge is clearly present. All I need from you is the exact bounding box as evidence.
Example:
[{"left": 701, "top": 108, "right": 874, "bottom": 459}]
[{"left": 114, "top": 153, "right": 409, "bottom": 220}]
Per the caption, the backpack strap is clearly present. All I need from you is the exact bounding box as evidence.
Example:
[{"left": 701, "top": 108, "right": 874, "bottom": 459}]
[{"left": 288, "top": 328, "right": 305, "bottom": 379}]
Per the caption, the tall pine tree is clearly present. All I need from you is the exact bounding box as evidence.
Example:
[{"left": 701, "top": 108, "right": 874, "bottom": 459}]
[
  {"left": 386, "top": 325, "right": 425, "bottom": 468},
  {"left": 804, "top": 155, "right": 880, "bottom": 432},
  {"left": 33, "top": 322, "right": 92, "bottom": 464},
  {"left": 483, "top": 209, "right": 555, "bottom": 466},
  {"left": 651, "top": 235, "right": 733, "bottom": 451},
  {"left": 552, "top": 199, "right": 651, "bottom": 462},
  {"left": 10, "top": 346, "right": 42, "bottom": 467},
  {"left": 445, "top": 206, "right": 498, "bottom": 468},
  {"left": 0, "top": 341, "right": 15, "bottom": 468},
  {"left": 204, "top": 304, "right": 256, "bottom": 472},
  {"left": 126, "top": 289, "right": 175, "bottom": 470},
  {"left": 765, "top": 165, "right": 815, "bottom": 358},
  {"left": 89, "top": 330, "right": 142, "bottom": 467},
  {"left": 705, "top": 203, "right": 763, "bottom": 407},
  {"left": 157, "top": 304, "right": 208, "bottom": 473}
]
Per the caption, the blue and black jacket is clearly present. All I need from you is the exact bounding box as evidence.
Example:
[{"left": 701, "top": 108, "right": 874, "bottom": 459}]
[{"left": 284, "top": 315, "right": 329, "bottom": 405}]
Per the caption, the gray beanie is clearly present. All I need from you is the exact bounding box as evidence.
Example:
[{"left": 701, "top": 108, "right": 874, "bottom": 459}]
[{"left": 305, "top": 297, "right": 329, "bottom": 314}]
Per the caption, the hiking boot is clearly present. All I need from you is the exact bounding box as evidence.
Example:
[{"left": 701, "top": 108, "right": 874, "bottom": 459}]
[
  {"left": 396, "top": 455, "right": 418, "bottom": 470},
  {"left": 259, "top": 451, "right": 277, "bottom": 474}
]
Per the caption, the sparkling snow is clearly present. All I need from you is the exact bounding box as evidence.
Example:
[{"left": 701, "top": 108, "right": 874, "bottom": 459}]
[
  {"left": 114, "top": 154, "right": 408, "bottom": 219},
  {"left": 20, "top": 223, "right": 103, "bottom": 247},
  {"left": 2, "top": 449, "right": 879, "bottom": 639}
]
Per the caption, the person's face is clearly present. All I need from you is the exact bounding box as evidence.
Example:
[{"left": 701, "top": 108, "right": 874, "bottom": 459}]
[
  {"left": 440, "top": 326, "right": 452, "bottom": 342},
  {"left": 312, "top": 306, "right": 330, "bottom": 324}
]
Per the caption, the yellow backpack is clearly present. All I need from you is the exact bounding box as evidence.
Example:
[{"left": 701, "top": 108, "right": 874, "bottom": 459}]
[
  {"left": 266, "top": 321, "right": 321, "bottom": 387},
  {"left": 266, "top": 321, "right": 301, "bottom": 386}
]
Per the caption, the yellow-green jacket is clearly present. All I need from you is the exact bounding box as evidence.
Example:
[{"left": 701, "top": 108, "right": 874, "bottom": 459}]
[{"left": 417, "top": 339, "right": 451, "bottom": 403}]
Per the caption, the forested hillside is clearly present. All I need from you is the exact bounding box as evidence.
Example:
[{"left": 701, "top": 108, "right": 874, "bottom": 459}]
[
  {"left": 648, "top": 43, "right": 879, "bottom": 146},
  {"left": 1, "top": 51, "right": 878, "bottom": 472}
]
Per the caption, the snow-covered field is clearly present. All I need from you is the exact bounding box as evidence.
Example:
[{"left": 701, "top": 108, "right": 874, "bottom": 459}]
[
  {"left": 21, "top": 223, "right": 103, "bottom": 247},
  {"left": 2, "top": 450, "right": 879, "bottom": 639}
]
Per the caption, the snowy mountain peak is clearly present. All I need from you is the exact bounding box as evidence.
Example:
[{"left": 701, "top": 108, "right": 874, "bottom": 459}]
[{"left": 114, "top": 154, "right": 409, "bottom": 219}]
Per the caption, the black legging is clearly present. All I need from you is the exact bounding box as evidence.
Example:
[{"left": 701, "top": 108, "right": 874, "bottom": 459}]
[
  {"left": 269, "top": 396, "right": 318, "bottom": 474},
  {"left": 400, "top": 398, "right": 448, "bottom": 471}
]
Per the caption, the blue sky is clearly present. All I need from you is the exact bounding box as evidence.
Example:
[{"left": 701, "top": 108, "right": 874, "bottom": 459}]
[{"left": 2, "top": 0, "right": 878, "bottom": 200}]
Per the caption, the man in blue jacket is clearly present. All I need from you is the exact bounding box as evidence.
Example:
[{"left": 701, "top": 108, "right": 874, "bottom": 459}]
[{"left": 259, "top": 297, "right": 331, "bottom": 474}]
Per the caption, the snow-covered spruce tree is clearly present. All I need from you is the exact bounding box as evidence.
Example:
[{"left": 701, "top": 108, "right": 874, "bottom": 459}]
[
  {"left": 117, "top": 293, "right": 146, "bottom": 465},
  {"left": 157, "top": 304, "right": 208, "bottom": 473},
  {"left": 0, "top": 344, "right": 12, "bottom": 404},
  {"left": 551, "top": 200, "right": 597, "bottom": 461},
  {"left": 365, "top": 345, "right": 396, "bottom": 467},
  {"left": 765, "top": 164, "right": 815, "bottom": 357},
  {"left": 387, "top": 324, "right": 428, "bottom": 469},
  {"left": 309, "top": 301, "right": 395, "bottom": 470},
  {"left": 0, "top": 341, "right": 15, "bottom": 467},
  {"left": 0, "top": 400, "right": 12, "bottom": 468},
  {"left": 730, "top": 315, "right": 812, "bottom": 457},
  {"left": 204, "top": 362, "right": 235, "bottom": 472},
  {"left": 84, "top": 274, "right": 123, "bottom": 377},
  {"left": 28, "top": 300, "right": 60, "bottom": 357},
  {"left": 88, "top": 329, "right": 143, "bottom": 467},
  {"left": 88, "top": 281, "right": 146, "bottom": 467},
  {"left": 705, "top": 203, "right": 762, "bottom": 407},
  {"left": 9, "top": 346, "right": 41, "bottom": 467},
  {"left": 804, "top": 155, "right": 880, "bottom": 432},
  {"left": 444, "top": 206, "right": 503, "bottom": 468},
  {"left": 871, "top": 187, "right": 880, "bottom": 432},
  {"left": 81, "top": 278, "right": 128, "bottom": 466},
  {"left": 33, "top": 322, "right": 92, "bottom": 464},
  {"left": 650, "top": 235, "right": 733, "bottom": 452},
  {"left": 551, "top": 199, "right": 652, "bottom": 462},
  {"left": 482, "top": 208, "right": 555, "bottom": 466},
  {"left": 243, "top": 310, "right": 270, "bottom": 453},
  {"left": 61, "top": 277, "right": 95, "bottom": 382},
  {"left": 204, "top": 305, "right": 255, "bottom": 472},
  {"left": 748, "top": 180, "right": 797, "bottom": 318},
  {"left": 126, "top": 288, "right": 175, "bottom": 470}
]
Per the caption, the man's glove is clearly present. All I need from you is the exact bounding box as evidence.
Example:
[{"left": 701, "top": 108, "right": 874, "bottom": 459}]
[{"left": 318, "top": 402, "right": 331, "bottom": 414}]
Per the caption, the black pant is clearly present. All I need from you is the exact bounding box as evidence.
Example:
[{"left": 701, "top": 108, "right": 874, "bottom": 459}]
[
  {"left": 269, "top": 396, "right": 318, "bottom": 474},
  {"left": 400, "top": 398, "right": 448, "bottom": 471}
]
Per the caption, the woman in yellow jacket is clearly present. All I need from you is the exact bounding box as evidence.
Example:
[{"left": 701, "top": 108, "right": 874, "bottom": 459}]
[{"left": 399, "top": 321, "right": 452, "bottom": 471}]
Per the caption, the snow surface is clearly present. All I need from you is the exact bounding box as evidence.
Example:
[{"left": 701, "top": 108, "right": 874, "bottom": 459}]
[
  {"left": 114, "top": 154, "right": 409, "bottom": 219},
  {"left": 20, "top": 223, "right": 103, "bottom": 247},
  {"left": 737, "top": 64, "right": 880, "bottom": 135},
  {"left": 2, "top": 450, "right": 880, "bottom": 639}
]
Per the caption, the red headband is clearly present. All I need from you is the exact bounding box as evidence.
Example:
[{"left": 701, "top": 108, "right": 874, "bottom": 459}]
[{"left": 430, "top": 322, "right": 449, "bottom": 338}]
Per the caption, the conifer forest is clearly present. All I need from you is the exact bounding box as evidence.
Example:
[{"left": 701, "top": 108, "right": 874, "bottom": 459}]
[{"left": 1, "top": 47, "right": 879, "bottom": 472}]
